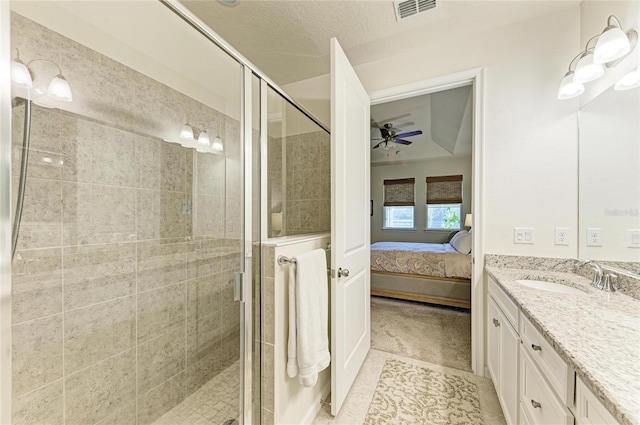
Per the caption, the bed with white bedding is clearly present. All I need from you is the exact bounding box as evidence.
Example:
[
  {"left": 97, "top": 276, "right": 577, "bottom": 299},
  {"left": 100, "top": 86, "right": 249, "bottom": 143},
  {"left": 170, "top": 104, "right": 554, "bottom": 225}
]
[{"left": 370, "top": 241, "right": 472, "bottom": 309}]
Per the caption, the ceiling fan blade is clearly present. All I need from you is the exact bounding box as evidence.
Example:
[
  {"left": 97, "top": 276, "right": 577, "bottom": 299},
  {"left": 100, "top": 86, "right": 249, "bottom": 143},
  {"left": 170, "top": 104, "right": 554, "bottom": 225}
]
[
  {"left": 395, "top": 130, "right": 423, "bottom": 138},
  {"left": 371, "top": 138, "right": 383, "bottom": 141},
  {"left": 372, "top": 142, "right": 383, "bottom": 149},
  {"left": 394, "top": 139, "right": 413, "bottom": 145}
]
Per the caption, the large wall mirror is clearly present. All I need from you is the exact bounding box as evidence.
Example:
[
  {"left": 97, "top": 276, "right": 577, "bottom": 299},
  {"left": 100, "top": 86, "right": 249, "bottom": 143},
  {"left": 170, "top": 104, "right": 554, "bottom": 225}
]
[{"left": 579, "top": 83, "right": 640, "bottom": 275}]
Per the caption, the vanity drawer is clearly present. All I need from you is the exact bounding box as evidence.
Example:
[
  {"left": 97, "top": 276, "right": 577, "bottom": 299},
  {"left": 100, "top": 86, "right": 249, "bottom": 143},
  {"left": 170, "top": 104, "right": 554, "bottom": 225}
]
[
  {"left": 575, "top": 376, "right": 620, "bottom": 425},
  {"left": 520, "top": 346, "right": 573, "bottom": 425},
  {"left": 488, "top": 277, "right": 518, "bottom": 330},
  {"left": 520, "top": 311, "right": 571, "bottom": 404}
]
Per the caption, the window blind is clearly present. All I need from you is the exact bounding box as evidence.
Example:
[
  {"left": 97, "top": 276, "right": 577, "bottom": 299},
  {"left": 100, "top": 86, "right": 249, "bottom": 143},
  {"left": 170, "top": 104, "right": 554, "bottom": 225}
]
[
  {"left": 383, "top": 178, "right": 415, "bottom": 206},
  {"left": 426, "top": 175, "right": 463, "bottom": 204}
]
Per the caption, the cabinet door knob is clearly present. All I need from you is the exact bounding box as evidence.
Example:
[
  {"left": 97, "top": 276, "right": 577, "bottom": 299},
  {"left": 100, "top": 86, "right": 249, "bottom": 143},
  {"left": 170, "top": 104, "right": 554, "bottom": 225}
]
[
  {"left": 492, "top": 318, "right": 500, "bottom": 327},
  {"left": 531, "top": 344, "right": 542, "bottom": 352},
  {"left": 531, "top": 399, "right": 542, "bottom": 409}
]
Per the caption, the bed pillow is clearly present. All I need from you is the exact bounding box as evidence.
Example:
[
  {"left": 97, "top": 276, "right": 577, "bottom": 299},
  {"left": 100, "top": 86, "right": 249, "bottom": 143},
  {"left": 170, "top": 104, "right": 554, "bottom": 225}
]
[{"left": 450, "top": 230, "right": 472, "bottom": 255}]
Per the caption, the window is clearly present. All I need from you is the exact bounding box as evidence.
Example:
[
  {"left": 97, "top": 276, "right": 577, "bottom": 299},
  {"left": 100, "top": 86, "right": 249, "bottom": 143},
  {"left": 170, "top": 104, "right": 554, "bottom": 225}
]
[
  {"left": 384, "top": 206, "right": 415, "bottom": 229},
  {"left": 426, "top": 204, "right": 462, "bottom": 230},
  {"left": 383, "top": 178, "right": 415, "bottom": 229},
  {"left": 426, "top": 175, "right": 463, "bottom": 230}
]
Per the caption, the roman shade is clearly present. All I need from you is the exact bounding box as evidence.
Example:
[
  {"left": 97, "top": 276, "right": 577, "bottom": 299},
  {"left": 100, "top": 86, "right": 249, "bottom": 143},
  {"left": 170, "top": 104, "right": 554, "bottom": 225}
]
[
  {"left": 426, "top": 175, "right": 463, "bottom": 204},
  {"left": 383, "top": 178, "right": 415, "bottom": 206}
]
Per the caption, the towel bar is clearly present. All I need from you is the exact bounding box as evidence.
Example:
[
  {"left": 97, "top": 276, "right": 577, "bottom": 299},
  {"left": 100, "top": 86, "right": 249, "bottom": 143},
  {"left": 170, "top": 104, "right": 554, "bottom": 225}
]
[{"left": 277, "top": 244, "right": 331, "bottom": 273}]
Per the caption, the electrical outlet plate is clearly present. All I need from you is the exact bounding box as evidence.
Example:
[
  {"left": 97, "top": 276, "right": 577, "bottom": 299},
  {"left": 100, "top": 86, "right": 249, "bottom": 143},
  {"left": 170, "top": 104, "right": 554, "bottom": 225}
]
[
  {"left": 514, "top": 227, "right": 534, "bottom": 244},
  {"left": 586, "top": 228, "right": 603, "bottom": 247},
  {"left": 555, "top": 227, "right": 570, "bottom": 245}
]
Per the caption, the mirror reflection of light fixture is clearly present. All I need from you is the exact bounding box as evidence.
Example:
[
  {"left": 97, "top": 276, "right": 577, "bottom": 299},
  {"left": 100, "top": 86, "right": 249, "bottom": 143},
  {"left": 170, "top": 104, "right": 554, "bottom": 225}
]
[
  {"left": 212, "top": 135, "right": 224, "bottom": 152},
  {"left": 593, "top": 16, "right": 637, "bottom": 65},
  {"left": 10, "top": 50, "right": 73, "bottom": 102},
  {"left": 614, "top": 66, "right": 640, "bottom": 90},
  {"left": 197, "top": 129, "right": 211, "bottom": 147},
  {"left": 558, "top": 15, "right": 637, "bottom": 100},
  {"left": 180, "top": 122, "right": 194, "bottom": 140}
]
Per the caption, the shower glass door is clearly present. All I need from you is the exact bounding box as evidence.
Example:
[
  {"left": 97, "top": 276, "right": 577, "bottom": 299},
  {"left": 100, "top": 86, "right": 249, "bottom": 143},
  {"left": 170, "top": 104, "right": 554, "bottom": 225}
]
[{"left": 7, "top": 1, "right": 252, "bottom": 424}]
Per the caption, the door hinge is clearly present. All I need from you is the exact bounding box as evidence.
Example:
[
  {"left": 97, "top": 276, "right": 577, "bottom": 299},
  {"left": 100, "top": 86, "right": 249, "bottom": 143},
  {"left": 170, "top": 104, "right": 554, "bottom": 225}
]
[{"left": 234, "top": 272, "right": 244, "bottom": 302}]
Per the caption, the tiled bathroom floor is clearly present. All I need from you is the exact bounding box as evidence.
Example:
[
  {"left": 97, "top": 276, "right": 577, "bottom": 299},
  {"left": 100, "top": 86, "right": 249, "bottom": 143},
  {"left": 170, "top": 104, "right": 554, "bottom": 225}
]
[{"left": 152, "top": 361, "right": 240, "bottom": 425}]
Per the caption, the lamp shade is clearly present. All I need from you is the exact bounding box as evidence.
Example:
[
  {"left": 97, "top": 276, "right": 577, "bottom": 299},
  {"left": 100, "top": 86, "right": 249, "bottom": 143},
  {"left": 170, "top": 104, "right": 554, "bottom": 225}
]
[
  {"left": 594, "top": 26, "right": 631, "bottom": 64},
  {"left": 197, "top": 131, "right": 211, "bottom": 146},
  {"left": 180, "top": 123, "right": 194, "bottom": 140},
  {"left": 212, "top": 136, "right": 224, "bottom": 152},
  {"left": 11, "top": 59, "right": 33, "bottom": 88},
  {"left": 47, "top": 75, "right": 72, "bottom": 101},
  {"left": 614, "top": 67, "right": 640, "bottom": 90},
  {"left": 464, "top": 213, "right": 472, "bottom": 228},
  {"left": 558, "top": 72, "right": 585, "bottom": 100},
  {"left": 573, "top": 53, "right": 605, "bottom": 83}
]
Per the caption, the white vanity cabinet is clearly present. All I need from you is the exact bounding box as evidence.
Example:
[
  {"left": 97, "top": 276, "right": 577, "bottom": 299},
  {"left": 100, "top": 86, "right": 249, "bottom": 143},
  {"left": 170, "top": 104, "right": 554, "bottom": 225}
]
[{"left": 487, "top": 279, "right": 520, "bottom": 425}]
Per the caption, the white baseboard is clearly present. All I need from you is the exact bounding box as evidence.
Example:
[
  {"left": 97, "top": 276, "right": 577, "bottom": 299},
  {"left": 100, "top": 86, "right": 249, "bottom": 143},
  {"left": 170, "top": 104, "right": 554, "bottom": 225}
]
[{"left": 299, "top": 381, "right": 331, "bottom": 424}]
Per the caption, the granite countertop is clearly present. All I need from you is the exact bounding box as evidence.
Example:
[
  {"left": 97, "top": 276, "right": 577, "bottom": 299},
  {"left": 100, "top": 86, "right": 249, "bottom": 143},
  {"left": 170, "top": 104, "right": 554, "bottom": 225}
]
[{"left": 485, "top": 266, "right": 640, "bottom": 425}]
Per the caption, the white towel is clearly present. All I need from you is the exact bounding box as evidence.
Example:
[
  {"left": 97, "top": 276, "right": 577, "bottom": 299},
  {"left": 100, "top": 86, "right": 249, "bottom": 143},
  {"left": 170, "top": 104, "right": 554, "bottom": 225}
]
[{"left": 286, "top": 249, "right": 331, "bottom": 387}]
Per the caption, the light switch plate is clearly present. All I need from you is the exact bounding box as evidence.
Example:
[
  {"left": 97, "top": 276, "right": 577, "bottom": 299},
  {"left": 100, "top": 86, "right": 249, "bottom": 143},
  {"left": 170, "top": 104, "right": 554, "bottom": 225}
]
[
  {"left": 514, "top": 227, "right": 535, "bottom": 244},
  {"left": 586, "top": 228, "right": 602, "bottom": 247}
]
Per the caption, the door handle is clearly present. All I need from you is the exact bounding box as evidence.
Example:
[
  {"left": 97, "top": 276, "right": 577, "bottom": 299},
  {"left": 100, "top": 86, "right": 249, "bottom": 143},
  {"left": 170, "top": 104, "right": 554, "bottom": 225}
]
[
  {"left": 531, "top": 344, "right": 542, "bottom": 352},
  {"left": 531, "top": 399, "right": 542, "bottom": 409},
  {"left": 338, "top": 268, "right": 350, "bottom": 278}
]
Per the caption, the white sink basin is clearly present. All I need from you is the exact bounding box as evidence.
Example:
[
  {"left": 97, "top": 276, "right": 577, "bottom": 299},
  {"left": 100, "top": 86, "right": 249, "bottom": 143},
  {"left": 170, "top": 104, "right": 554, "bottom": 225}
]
[{"left": 515, "top": 279, "right": 585, "bottom": 295}]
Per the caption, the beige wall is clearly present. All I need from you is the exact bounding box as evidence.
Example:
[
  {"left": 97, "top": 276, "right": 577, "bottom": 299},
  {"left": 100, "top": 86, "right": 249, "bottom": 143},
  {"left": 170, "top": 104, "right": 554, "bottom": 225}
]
[
  {"left": 284, "top": 7, "right": 582, "bottom": 258},
  {"left": 11, "top": 13, "right": 241, "bottom": 425},
  {"left": 371, "top": 157, "right": 472, "bottom": 244}
]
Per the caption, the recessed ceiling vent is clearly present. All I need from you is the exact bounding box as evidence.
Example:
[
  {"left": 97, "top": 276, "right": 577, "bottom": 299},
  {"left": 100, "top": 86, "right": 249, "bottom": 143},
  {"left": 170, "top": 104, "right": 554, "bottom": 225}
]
[{"left": 394, "top": 0, "right": 437, "bottom": 21}]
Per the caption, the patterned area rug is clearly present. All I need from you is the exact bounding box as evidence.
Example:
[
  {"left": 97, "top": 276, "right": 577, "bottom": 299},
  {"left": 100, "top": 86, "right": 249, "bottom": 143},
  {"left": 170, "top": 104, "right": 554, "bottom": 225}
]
[{"left": 363, "top": 358, "right": 484, "bottom": 425}]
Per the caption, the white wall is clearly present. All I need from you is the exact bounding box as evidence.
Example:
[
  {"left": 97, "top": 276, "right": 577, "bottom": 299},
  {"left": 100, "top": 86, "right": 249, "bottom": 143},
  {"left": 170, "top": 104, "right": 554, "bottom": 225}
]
[
  {"left": 284, "top": 7, "right": 581, "bottom": 258},
  {"left": 371, "top": 157, "right": 472, "bottom": 244}
]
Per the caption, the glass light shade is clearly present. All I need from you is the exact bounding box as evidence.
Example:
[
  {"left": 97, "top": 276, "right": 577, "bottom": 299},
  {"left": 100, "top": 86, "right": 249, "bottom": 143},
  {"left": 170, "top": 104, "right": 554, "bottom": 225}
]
[
  {"left": 573, "top": 53, "right": 605, "bottom": 83},
  {"left": 11, "top": 60, "right": 33, "bottom": 88},
  {"left": 594, "top": 26, "right": 631, "bottom": 64},
  {"left": 212, "top": 136, "right": 224, "bottom": 152},
  {"left": 47, "top": 75, "right": 72, "bottom": 102},
  {"left": 180, "top": 123, "right": 194, "bottom": 140},
  {"left": 558, "top": 72, "right": 585, "bottom": 99},
  {"left": 197, "top": 131, "right": 211, "bottom": 146},
  {"left": 614, "top": 67, "right": 640, "bottom": 90}
]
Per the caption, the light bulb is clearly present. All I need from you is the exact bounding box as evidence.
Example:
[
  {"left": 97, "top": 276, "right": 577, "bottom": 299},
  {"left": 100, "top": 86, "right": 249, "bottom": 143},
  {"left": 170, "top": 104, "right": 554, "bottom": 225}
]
[
  {"left": 197, "top": 131, "right": 211, "bottom": 146},
  {"left": 573, "top": 53, "right": 604, "bottom": 83},
  {"left": 558, "top": 72, "right": 585, "bottom": 100},
  {"left": 594, "top": 26, "right": 631, "bottom": 64},
  {"left": 11, "top": 59, "right": 33, "bottom": 88},
  {"left": 180, "top": 123, "right": 194, "bottom": 140},
  {"left": 212, "top": 136, "right": 224, "bottom": 152},
  {"left": 614, "top": 67, "right": 640, "bottom": 90},
  {"left": 47, "top": 74, "right": 72, "bottom": 102}
]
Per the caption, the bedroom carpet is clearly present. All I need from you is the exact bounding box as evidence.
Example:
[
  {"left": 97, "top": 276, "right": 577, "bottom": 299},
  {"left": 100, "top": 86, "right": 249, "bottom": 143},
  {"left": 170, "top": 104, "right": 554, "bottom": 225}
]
[{"left": 371, "top": 296, "right": 472, "bottom": 372}]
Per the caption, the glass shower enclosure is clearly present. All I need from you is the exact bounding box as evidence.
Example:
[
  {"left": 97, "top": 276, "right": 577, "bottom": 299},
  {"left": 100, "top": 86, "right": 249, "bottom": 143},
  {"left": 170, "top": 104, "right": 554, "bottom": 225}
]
[{"left": 2, "top": 1, "right": 262, "bottom": 424}]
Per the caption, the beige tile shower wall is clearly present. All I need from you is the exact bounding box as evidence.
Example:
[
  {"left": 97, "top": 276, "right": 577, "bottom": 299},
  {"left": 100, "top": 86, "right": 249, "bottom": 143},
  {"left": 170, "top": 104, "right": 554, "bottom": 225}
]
[
  {"left": 268, "top": 131, "right": 330, "bottom": 237},
  {"left": 11, "top": 13, "right": 242, "bottom": 425}
]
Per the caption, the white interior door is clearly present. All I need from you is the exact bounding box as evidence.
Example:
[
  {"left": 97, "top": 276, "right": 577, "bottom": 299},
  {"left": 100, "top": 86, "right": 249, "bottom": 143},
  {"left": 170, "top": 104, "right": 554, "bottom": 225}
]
[{"left": 330, "top": 37, "right": 371, "bottom": 416}]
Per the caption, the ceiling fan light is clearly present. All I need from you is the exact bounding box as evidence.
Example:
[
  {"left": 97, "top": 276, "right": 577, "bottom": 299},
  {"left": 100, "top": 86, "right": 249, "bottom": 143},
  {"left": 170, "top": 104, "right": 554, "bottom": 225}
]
[
  {"left": 574, "top": 53, "right": 605, "bottom": 83},
  {"left": 614, "top": 67, "right": 640, "bottom": 90},
  {"left": 594, "top": 26, "right": 631, "bottom": 64},
  {"left": 558, "top": 72, "right": 585, "bottom": 100}
]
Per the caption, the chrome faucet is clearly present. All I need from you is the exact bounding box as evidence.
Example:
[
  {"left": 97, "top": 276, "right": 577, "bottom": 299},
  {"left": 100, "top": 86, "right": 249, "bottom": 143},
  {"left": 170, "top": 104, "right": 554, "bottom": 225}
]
[{"left": 576, "top": 260, "right": 603, "bottom": 288}]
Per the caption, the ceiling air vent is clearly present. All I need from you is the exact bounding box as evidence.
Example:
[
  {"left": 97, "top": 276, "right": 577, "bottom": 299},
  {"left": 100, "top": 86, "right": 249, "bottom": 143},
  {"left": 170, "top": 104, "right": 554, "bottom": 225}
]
[{"left": 394, "top": 0, "right": 437, "bottom": 21}]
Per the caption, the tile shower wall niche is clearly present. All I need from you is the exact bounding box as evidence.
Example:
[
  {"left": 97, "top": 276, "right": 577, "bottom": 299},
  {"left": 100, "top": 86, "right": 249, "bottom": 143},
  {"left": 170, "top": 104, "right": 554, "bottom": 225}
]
[{"left": 10, "top": 13, "right": 242, "bottom": 425}]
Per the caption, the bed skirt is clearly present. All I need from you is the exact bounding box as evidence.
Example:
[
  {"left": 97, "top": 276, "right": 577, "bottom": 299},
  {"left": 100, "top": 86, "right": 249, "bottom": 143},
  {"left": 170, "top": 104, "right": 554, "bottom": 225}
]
[{"left": 371, "top": 270, "right": 471, "bottom": 309}]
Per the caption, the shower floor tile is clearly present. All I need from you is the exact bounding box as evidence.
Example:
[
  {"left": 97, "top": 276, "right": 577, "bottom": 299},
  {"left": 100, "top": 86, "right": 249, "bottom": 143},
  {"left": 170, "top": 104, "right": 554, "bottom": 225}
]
[{"left": 152, "top": 361, "right": 240, "bottom": 425}]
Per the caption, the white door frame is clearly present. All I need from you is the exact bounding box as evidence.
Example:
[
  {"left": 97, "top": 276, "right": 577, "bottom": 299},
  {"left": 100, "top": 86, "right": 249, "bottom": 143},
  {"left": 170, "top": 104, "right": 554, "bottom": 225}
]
[{"left": 369, "top": 67, "right": 486, "bottom": 376}]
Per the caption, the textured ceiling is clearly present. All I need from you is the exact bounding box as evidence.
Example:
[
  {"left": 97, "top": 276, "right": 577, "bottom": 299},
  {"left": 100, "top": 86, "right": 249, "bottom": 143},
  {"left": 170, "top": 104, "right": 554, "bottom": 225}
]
[{"left": 183, "top": 0, "right": 578, "bottom": 85}]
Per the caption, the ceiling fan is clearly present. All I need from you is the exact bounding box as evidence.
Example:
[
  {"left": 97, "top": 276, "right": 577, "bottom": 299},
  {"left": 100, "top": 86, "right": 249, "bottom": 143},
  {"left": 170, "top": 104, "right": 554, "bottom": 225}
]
[{"left": 371, "top": 122, "right": 423, "bottom": 150}]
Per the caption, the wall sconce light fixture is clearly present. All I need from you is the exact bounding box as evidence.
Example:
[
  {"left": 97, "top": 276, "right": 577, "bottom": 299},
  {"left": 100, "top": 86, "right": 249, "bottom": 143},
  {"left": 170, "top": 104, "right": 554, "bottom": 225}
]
[{"left": 558, "top": 15, "right": 637, "bottom": 100}]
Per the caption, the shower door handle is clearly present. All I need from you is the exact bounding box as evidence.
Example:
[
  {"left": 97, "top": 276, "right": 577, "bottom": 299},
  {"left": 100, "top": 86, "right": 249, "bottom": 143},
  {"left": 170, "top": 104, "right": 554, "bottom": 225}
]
[{"left": 234, "top": 272, "right": 243, "bottom": 302}]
